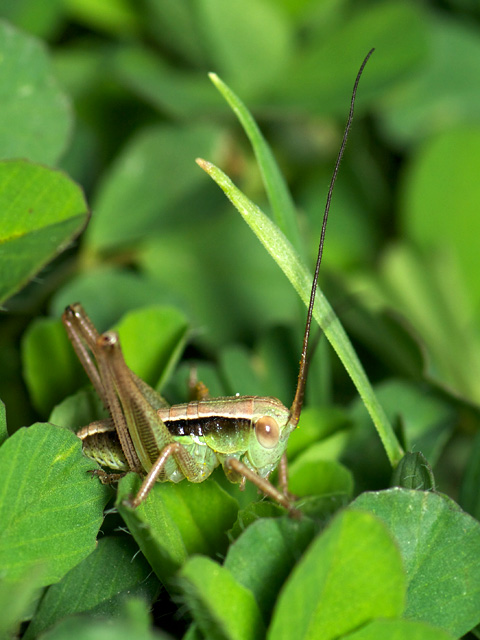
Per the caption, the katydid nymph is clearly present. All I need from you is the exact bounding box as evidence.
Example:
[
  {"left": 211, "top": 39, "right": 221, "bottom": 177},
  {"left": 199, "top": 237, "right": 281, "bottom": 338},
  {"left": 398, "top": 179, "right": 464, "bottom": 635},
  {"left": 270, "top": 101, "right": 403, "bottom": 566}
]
[{"left": 63, "top": 51, "right": 373, "bottom": 515}]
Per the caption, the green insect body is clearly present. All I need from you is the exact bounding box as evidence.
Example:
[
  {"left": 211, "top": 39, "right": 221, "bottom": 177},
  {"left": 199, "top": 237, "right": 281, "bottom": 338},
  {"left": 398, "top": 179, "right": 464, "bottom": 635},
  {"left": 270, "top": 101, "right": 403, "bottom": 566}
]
[
  {"left": 77, "top": 360, "right": 292, "bottom": 485},
  {"left": 64, "top": 306, "right": 296, "bottom": 509}
]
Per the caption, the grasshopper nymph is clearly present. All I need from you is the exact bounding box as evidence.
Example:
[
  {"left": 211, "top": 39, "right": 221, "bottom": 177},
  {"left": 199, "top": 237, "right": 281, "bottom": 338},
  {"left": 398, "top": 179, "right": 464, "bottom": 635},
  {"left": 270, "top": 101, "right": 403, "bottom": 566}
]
[{"left": 63, "top": 51, "right": 373, "bottom": 514}]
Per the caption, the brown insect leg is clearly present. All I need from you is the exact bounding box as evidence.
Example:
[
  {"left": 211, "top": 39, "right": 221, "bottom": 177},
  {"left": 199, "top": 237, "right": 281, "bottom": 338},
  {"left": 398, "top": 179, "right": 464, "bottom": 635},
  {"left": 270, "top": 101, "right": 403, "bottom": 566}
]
[
  {"left": 88, "top": 469, "right": 126, "bottom": 484},
  {"left": 127, "top": 441, "right": 205, "bottom": 508},
  {"left": 62, "top": 304, "right": 106, "bottom": 407},
  {"left": 277, "top": 452, "right": 289, "bottom": 494},
  {"left": 225, "top": 458, "right": 300, "bottom": 517},
  {"left": 63, "top": 304, "right": 141, "bottom": 474}
]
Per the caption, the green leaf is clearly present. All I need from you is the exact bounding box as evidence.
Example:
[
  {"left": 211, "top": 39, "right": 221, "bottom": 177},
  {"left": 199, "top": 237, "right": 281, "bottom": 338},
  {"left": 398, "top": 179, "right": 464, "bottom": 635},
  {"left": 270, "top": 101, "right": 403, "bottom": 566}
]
[
  {"left": 1, "top": 0, "right": 64, "bottom": 39},
  {"left": 224, "top": 516, "right": 316, "bottom": 620},
  {"left": 0, "top": 21, "right": 72, "bottom": 164},
  {"left": 0, "top": 160, "right": 89, "bottom": 304},
  {"left": 348, "top": 379, "right": 455, "bottom": 489},
  {"left": 294, "top": 494, "right": 351, "bottom": 522},
  {"left": 378, "top": 16, "right": 480, "bottom": 145},
  {"left": 286, "top": 406, "right": 351, "bottom": 461},
  {"left": 343, "top": 618, "right": 455, "bottom": 640},
  {"left": 328, "top": 276, "right": 424, "bottom": 381},
  {"left": 113, "top": 46, "right": 222, "bottom": 120},
  {"left": 219, "top": 345, "right": 264, "bottom": 397},
  {"left": 197, "top": 159, "right": 402, "bottom": 466},
  {"left": 143, "top": 0, "right": 207, "bottom": 66},
  {"left": 50, "top": 266, "right": 175, "bottom": 332},
  {"left": 257, "top": 326, "right": 303, "bottom": 406},
  {"left": 178, "top": 555, "right": 265, "bottom": 640},
  {"left": 289, "top": 457, "right": 353, "bottom": 499},
  {"left": 0, "top": 399, "right": 7, "bottom": 445},
  {"left": 22, "top": 317, "right": 85, "bottom": 416},
  {"left": 209, "top": 73, "right": 302, "bottom": 252},
  {"left": 354, "top": 488, "right": 480, "bottom": 637},
  {"left": 116, "top": 475, "right": 238, "bottom": 584},
  {"left": 0, "top": 423, "right": 110, "bottom": 586},
  {"left": 401, "top": 127, "right": 480, "bottom": 313},
  {"left": 63, "top": 0, "right": 140, "bottom": 36},
  {"left": 114, "top": 305, "right": 189, "bottom": 390},
  {"left": 228, "top": 501, "right": 286, "bottom": 540},
  {"left": 50, "top": 388, "right": 107, "bottom": 432},
  {"left": 459, "top": 429, "right": 480, "bottom": 520},
  {"left": 183, "top": 623, "right": 204, "bottom": 640},
  {"left": 39, "top": 597, "right": 170, "bottom": 640},
  {"left": 170, "top": 361, "right": 226, "bottom": 406},
  {"left": 197, "top": 0, "right": 292, "bottom": 98},
  {"left": 25, "top": 536, "right": 159, "bottom": 639},
  {"left": 85, "top": 124, "right": 221, "bottom": 253},
  {"left": 276, "top": 1, "right": 428, "bottom": 115},
  {"left": 138, "top": 211, "right": 300, "bottom": 348},
  {"left": 0, "top": 571, "right": 43, "bottom": 640},
  {"left": 268, "top": 509, "right": 406, "bottom": 640},
  {"left": 376, "top": 244, "right": 480, "bottom": 403}
]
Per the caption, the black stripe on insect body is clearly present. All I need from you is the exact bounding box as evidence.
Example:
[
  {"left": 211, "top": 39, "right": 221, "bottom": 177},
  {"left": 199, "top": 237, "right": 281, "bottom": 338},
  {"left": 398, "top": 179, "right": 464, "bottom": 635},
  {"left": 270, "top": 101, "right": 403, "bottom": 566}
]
[{"left": 165, "top": 416, "right": 251, "bottom": 438}]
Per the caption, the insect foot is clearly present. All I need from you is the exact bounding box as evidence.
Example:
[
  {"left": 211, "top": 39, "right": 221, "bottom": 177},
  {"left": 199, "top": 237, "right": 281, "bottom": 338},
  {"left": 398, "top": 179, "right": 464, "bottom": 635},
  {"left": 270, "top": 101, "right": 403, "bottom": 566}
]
[{"left": 87, "top": 469, "right": 125, "bottom": 484}]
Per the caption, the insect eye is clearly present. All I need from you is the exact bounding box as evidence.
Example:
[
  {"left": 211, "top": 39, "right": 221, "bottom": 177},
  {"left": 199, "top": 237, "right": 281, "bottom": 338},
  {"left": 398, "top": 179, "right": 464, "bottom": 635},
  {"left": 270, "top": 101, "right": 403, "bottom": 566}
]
[
  {"left": 97, "top": 331, "right": 118, "bottom": 349},
  {"left": 255, "top": 416, "right": 279, "bottom": 449}
]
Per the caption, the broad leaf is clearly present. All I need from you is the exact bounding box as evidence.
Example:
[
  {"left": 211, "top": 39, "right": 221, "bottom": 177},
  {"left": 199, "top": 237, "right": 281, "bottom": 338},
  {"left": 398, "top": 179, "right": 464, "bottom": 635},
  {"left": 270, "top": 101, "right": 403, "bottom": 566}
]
[
  {"left": 25, "top": 536, "right": 159, "bottom": 639},
  {"left": 0, "top": 399, "right": 7, "bottom": 445},
  {"left": 85, "top": 124, "right": 221, "bottom": 252},
  {"left": 378, "top": 17, "right": 480, "bottom": 145},
  {"left": 117, "top": 475, "right": 238, "bottom": 584},
  {"left": 289, "top": 456, "right": 353, "bottom": 499},
  {"left": 268, "top": 509, "right": 406, "bottom": 640},
  {"left": 0, "top": 423, "right": 110, "bottom": 586},
  {"left": 224, "top": 516, "right": 316, "bottom": 620},
  {"left": 354, "top": 488, "right": 480, "bottom": 637},
  {"left": 0, "top": 160, "right": 88, "bottom": 304},
  {"left": 114, "top": 305, "right": 189, "bottom": 390},
  {"left": 0, "top": 20, "right": 72, "bottom": 164},
  {"left": 197, "top": 0, "right": 292, "bottom": 98},
  {"left": 178, "top": 555, "right": 265, "bottom": 640},
  {"left": 22, "top": 317, "right": 85, "bottom": 416},
  {"left": 343, "top": 618, "right": 454, "bottom": 640},
  {"left": 39, "top": 597, "right": 170, "bottom": 640},
  {"left": 460, "top": 429, "right": 480, "bottom": 520}
]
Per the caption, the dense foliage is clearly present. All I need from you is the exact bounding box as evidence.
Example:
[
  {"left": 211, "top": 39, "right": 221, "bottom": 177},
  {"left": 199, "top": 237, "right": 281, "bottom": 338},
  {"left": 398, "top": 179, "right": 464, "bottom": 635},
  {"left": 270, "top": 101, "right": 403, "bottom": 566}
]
[{"left": 1, "top": 1, "right": 480, "bottom": 639}]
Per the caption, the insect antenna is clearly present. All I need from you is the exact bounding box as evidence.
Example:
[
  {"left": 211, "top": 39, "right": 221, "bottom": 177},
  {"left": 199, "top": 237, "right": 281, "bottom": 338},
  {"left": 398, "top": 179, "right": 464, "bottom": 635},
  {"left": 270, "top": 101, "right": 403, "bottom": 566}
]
[{"left": 289, "top": 48, "right": 375, "bottom": 428}]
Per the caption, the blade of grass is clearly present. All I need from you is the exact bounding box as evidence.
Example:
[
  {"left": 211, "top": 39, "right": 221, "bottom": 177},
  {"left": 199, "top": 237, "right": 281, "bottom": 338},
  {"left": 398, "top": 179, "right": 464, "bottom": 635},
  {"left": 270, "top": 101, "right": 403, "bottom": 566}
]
[
  {"left": 208, "top": 73, "right": 303, "bottom": 254},
  {"left": 197, "top": 158, "right": 403, "bottom": 467}
]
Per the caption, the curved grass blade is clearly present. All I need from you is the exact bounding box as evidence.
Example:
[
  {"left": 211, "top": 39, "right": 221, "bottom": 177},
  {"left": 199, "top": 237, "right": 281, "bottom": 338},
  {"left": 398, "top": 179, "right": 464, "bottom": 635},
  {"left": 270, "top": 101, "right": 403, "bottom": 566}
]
[
  {"left": 196, "top": 158, "right": 403, "bottom": 467},
  {"left": 208, "top": 73, "right": 303, "bottom": 254}
]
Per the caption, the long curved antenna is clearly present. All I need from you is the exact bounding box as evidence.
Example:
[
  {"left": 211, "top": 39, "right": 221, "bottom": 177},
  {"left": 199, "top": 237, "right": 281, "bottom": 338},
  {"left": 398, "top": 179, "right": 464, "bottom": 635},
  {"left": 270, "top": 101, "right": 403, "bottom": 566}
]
[{"left": 289, "top": 48, "right": 375, "bottom": 427}]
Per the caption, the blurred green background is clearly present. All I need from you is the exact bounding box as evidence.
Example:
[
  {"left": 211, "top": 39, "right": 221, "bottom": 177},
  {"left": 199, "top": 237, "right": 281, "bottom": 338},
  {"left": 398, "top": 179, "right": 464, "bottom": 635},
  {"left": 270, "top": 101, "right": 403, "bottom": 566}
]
[{"left": 1, "top": 0, "right": 480, "bottom": 501}]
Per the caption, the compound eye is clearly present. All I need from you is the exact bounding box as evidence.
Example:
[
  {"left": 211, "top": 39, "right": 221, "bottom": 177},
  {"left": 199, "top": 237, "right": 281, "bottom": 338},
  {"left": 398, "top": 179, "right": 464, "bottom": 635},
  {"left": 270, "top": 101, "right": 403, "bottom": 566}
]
[{"left": 255, "top": 416, "right": 279, "bottom": 449}]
